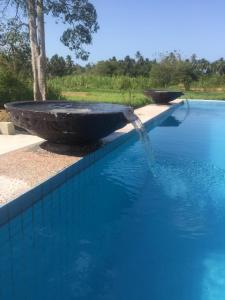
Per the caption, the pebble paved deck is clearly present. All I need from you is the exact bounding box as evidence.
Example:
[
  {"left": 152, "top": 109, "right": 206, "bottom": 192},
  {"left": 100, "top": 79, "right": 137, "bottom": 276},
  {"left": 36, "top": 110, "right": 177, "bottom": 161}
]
[{"left": 0, "top": 101, "right": 182, "bottom": 204}]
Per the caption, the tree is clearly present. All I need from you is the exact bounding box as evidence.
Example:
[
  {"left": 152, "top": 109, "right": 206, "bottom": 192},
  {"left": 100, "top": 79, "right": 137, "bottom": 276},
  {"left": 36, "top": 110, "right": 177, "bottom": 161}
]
[
  {"left": 91, "top": 60, "right": 120, "bottom": 76},
  {"left": 212, "top": 58, "right": 225, "bottom": 75},
  {"left": 134, "top": 51, "right": 152, "bottom": 77},
  {"left": 122, "top": 55, "right": 136, "bottom": 76},
  {"left": 0, "top": 18, "right": 31, "bottom": 76},
  {"left": 48, "top": 54, "right": 66, "bottom": 77},
  {"left": 65, "top": 55, "right": 74, "bottom": 75},
  {"left": 150, "top": 61, "right": 174, "bottom": 88},
  {"left": 174, "top": 61, "right": 197, "bottom": 90},
  {"left": 0, "top": 0, "right": 99, "bottom": 100}
]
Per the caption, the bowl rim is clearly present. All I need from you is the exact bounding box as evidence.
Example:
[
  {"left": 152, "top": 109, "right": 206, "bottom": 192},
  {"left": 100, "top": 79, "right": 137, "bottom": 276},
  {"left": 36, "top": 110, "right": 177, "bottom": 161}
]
[
  {"left": 144, "top": 89, "right": 184, "bottom": 95},
  {"left": 4, "top": 100, "right": 133, "bottom": 115}
]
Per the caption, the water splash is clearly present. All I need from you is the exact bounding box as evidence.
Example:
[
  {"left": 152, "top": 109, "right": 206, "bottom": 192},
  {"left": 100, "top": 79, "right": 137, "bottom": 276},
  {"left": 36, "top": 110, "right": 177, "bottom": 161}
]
[
  {"left": 123, "top": 109, "right": 154, "bottom": 169},
  {"left": 131, "top": 116, "right": 154, "bottom": 169}
]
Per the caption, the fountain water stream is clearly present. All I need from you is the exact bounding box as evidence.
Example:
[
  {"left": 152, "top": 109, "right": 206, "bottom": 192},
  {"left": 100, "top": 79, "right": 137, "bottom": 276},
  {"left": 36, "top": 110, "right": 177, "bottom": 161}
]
[
  {"left": 131, "top": 116, "right": 154, "bottom": 169},
  {"left": 123, "top": 109, "right": 154, "bottom": 169},
  {"left": 125, "top": 100, "right": 189, "bottom": 172}
]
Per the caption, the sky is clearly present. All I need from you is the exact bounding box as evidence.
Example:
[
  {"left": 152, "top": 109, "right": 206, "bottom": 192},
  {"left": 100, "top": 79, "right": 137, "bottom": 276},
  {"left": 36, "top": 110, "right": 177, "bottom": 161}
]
[{"left": 45, "top": 0, "right": 225, "bottom": 64}]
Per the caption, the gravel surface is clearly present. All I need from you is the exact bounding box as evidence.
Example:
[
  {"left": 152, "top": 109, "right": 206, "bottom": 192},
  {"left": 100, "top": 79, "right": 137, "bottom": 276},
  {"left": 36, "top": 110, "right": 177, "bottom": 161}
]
[
  {"left": 0, "top": 176, "right": 30, "bottom": 205},
  {"left": 0, "top": 143, "right": 86, "bottom": 203}
]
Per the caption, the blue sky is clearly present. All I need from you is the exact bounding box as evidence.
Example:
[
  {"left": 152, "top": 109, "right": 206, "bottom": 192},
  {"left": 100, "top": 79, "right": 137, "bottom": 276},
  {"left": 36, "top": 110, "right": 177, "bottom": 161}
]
[{"left": 45, "top": 0, "right": 225, "bottom": 64}]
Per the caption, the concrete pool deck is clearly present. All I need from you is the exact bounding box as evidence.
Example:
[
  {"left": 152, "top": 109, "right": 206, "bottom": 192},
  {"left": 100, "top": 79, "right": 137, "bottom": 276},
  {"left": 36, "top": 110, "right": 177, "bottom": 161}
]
[
  {"left": 0, "top": 101, "right": 182, "bottom": 205},
  {"left": 0, "top": 133, "right": 44, "bottom": 155}
]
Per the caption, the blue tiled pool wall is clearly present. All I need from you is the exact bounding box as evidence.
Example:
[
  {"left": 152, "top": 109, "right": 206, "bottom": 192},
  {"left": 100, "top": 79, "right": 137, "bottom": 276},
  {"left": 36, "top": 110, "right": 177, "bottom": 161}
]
[{"left": 0, "top": 101, "right": 183, "bottom": 227}]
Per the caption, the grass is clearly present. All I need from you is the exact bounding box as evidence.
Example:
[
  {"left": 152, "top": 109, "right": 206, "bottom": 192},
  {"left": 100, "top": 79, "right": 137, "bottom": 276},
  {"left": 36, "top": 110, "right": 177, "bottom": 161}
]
[
  {"left": 183, "top": 91, "right": 225, "bottom": 100},
  {"left": 49, "top": 75, "right": 225, "bottom": 106},
  {"left": 62, "top": 90, "right": 151, "bottom": 108},
  {"left": 62, "top": 89, "right": 225, "bottom": 107}
]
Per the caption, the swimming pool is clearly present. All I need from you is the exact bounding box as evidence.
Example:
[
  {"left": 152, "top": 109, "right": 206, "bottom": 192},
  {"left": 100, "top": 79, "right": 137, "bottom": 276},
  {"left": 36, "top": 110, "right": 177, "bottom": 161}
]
[{"left": 1, "top": 100, "right": 225, "bottom": 300}]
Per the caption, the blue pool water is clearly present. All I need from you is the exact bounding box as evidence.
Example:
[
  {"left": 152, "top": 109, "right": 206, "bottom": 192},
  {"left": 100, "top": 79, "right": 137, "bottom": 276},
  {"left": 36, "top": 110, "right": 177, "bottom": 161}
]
[{"left": 1, "top": 100, "right": 225, "bottom": 299}]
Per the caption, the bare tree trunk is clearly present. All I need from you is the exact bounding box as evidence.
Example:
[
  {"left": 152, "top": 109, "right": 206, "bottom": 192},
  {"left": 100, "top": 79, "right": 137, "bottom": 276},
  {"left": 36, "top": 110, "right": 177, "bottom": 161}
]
[
  {"left": 27, "top": 0, "right": 47, "bottom": 101},
  {"left": 37, "top": 0, "right": 46, "bottom": 100},
  {"left": 27, "top": 0, "right": 42, "bottom": 100}
]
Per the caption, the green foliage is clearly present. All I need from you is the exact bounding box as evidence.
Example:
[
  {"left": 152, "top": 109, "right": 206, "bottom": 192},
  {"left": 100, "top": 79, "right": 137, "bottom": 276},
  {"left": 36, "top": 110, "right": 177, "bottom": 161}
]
[
  {"left": 191, "top": 74, "right": 225, "bottom": 90},
  {"left": 62, "top": 90, "right": 150, "bottom": 108},
  {"left": 61, "top": 89, "right": 225, "bottom": 109},
  {"left": 45, "top": 0, "right": 99, "bottom": 60},
  {"left": 0, "top": 18, "right": 31, "bottom": 76},
  {"left": 149, "top": 53, "right": 197, "bottom": 90},
  {"left": 211, "top": 58, "right": 225, "bottom": 75},
  {"left": 184, "top": 90, "right": 225, "bottom": 100},
  {"left": 0, "top": 69, "right": 33, "bottom": 107},
  {"left": 174, "top": 61, "right": 197, "bottom": 91},
  {"left": 76, "top": 51, "right": 225, "bottom": 91},
  {"left": 1, "top": 39, "right": 225, "bottom": 106},
  {"left": 47, "top": 82, "right": 63, "bottom": 100},
  {"left": 65, "top": 55, "right": 74, "bottom": 74},
  {"left": 88, "top": 53, "right": 154, "bottom": 77},
  {"left": 48, "top": 54, "right": 67, "bottom": 77},
  {"left": 1, "top": 0, "right": 99, "bottom": 61},
  {"left": 48, "top": 75, "right": 152, "bottom": 92},
  {"left": 150, "top": 63, "right": 174, "bottom": 88},
  {"left": 47, "top": 54, "right": 81, "bottom": 77},
  {"left": 48, "top": 74, "right": 153, "bottom": 107},
  {"left": 0, "top": 68, "right": 62, "bottom": 107},
  {"left": 0, "top": 62, "right": 62, "bottom": 106},
  {"left": 90, "top": 59, "right": 120, "bottom": 76}
]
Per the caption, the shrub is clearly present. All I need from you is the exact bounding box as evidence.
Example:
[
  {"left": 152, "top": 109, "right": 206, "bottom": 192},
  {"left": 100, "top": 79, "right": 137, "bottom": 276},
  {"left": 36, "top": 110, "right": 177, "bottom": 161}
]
[
  {"left": 0, "top": 69, "right": 33, "bottom": 107},
  {"left": 47, "top": 82, "right": 63, "bottom": 100},
  {"left": 0, "top": 67, "right": 63, "bottom": 107}
]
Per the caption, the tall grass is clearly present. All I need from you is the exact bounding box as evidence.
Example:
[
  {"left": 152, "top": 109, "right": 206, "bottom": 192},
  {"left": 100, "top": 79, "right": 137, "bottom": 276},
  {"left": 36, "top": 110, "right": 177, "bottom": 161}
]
[
  {"left": 0, "top": 70, "right": 33, "bottom": 107},
  {"left": 191, "top": 75, "right": 225, "bottom": 90},
  {"left": 47, "top": 74, "right": 225, "bottom": 106},
  {"left": 0, "top": 69, "right": 63, "bottom": 107},
  {"left": 48, "top": 75, "right": 153, "bottom": 107},
  {"left": 48, "top": 75, "right": 153, "bottom": 92},
  {"left": 48, "top": 74, "right": 225, "bottom": 92}
]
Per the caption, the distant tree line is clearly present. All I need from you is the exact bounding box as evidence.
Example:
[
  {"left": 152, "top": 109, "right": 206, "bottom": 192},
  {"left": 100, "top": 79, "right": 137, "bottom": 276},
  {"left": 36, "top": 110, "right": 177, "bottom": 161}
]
[
  {"left": 47, "top": 54, "right": 84, "bottom": 77},
  {"left": 46, "top": 51, "right": 225, "bottom": 90}
]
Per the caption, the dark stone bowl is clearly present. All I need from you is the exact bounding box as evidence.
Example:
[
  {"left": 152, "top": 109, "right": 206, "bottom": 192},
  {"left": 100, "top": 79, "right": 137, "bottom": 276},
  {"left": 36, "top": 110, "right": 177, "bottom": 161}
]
[
  {"left": 144, "top": 90, "right": 184, "bottom": 104},
  {"left": 4, "top": 101, "right": 134, "bottom": 144}
]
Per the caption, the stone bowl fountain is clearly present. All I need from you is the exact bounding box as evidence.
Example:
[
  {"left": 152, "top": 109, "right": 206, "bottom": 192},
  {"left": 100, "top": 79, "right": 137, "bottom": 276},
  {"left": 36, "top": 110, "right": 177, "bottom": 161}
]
[
  {"left": 144, "top": 90, "right": 184, "bottom": 104},
  {"left": 5, "top": 101, "right": 135, "bottom": 144}
]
